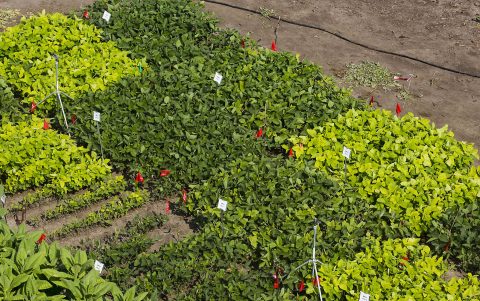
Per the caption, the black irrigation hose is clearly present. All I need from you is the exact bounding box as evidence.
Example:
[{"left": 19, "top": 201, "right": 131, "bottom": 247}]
[{"left": 204, "top": 0, "right": 480, "bottom": 79}]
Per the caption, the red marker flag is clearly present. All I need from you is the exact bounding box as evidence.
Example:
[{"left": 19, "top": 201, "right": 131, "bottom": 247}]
[
  {"left": 312, "top": 276, "right": 320, "bottom": 286},
  {"left": 30, "top": 101, "right": 37, "bottom": 113},
  {"left": 83, "top": 10, "right": 90, "bottom": 19},
  {"left": 256, "top": 128, "right": 263, "bottom": 138},
  {"left": 271, "top": 40, "right": 277, "bottom": 51},
  {"left": 288, "top": 148, "right": 294, "bottom": 158},
  {"left": 43, "top": 118, "right": 49, "bottom": 130},
  {"left": 160, "top": 169, "right": 171, "bottom": 177},
  {"left": 135, "top": 172, "right": 144, "bottom": 184},
  {"left": 399, "top": 256, "right": 409, "bottom": 266},
  {"left": 36, "top": 233, "right": 46, "bottom": 244},
  {"left": 298, "top": 280, "right": 305, "bottom": 292},
  {"left": 273, "top": 273, "right": 279, "bottom": 289},
  {"left": 241, "top": 39, "right": 245, "bottom": 48},
  {"left": 182, "top": 189, "right": 187, "bottom": 204},
  {"left": 71, "top": 114, "right": 77, "bottom": 125},
  {"left": 165, "top": 200, "right": 171, "bottom": 214},
  {"left": 396, "top": 103, "right": 402, "bottom": 116},
  {"left": 369, "top": 96, "right": 374, "bottom": 106}
]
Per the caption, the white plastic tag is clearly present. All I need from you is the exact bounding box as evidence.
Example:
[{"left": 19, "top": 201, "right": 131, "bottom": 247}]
[
  {"left": 217, "top": 199, "right": 228, "bottom": 211},
  {"left": 93, "top": 111, "right": 101, "bottom": 122},
  {"left": 359, "top": 291, "right": 370, "bottom": 301},
  {"left": 94, "top": 260, "right": 104, "bottom": 273},
  {"left": 342, "top": 146, "right": 351, "bottom": 159},
  {"left": 213, "top": 72, "right": 223, "bottom": 84},
  {"left": 1, "top": 194, "right": 5, "bottom": 205},
  {"left": 102, "top": 11, "right": 111, "bottom": 22}
]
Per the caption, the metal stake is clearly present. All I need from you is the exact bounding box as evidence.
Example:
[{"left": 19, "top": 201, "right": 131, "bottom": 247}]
[
  {"left": 37, "top": 54, "right": 75, "bottom": 132},
  {"left": 96, "top": 121, "right": 105, "bottom": 161},
  {"left": 283, "top": 218, "right": 324, "bottom": 301}
]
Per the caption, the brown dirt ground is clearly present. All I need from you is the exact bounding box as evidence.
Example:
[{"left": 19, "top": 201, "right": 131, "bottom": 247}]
[{"left": 0, "top": 0, "right": 93, "bottom": 14}]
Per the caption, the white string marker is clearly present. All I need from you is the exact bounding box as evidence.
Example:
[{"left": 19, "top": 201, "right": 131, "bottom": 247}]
[
  {"left": 102, "top": 11, "right": 111, "bottom": 22},
  {"left": 94, "top": 260, "right": 104, "bottom": 273},
  {"left": 213, "top": 72, "right": 223, "bottom": 85},
  {"left": 359, "top": 291, "right": 370, "bottom": 301},
  {"left": 217, "top": 199, "right": 228, "bottom": 211}
]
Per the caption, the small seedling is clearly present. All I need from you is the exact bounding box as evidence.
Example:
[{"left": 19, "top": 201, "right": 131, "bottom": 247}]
[{"left": 259, "top": 7, "right": 275, "bottom": 19}]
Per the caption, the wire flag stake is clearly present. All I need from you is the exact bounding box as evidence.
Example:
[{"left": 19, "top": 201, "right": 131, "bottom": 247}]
[
  {"left": 283, "top": 218, "right": 324, "bottom": 301},
  {"left": 36, "top": 54, "right": 75, "bottom": 133}
]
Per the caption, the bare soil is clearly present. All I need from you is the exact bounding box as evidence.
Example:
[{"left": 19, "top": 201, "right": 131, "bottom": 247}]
[{"left": 0, "top": 0, "right": 93, "bottom": 14}]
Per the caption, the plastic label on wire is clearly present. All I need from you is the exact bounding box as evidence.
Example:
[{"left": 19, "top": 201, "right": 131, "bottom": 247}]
[
  {"left": 93, "top": 111, "right": 101, "bottom": 122},
  {"left": 214, "top": 72, "right": 223, "bottom": 84},
  {"left": 102, "top": 11, "right": 111, "bottom": 22},
  {"left": 359, "top": 291, "right": 370, "bottom": 301},
  {"left": 94, "top": 260, "right": 104, "bottom": 273},
  {"left": 342, "top": 146, "right": 351, "bottom": 159},
  {"left": 217, "top": 199, "right": 228, "bottom": 211}
]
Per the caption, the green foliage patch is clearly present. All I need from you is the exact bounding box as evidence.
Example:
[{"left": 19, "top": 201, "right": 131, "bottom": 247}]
[
  {"left": 0, "top": 215, "right": 148, "bottom": 300},
  {"left": 65, "top": 0, "right": 358, "bottom": 198},
  {"left": 0, "top": 116, "right": 110, "bottom": 194},
  {"left": 109, "top": 153, "right": 478, "bottom": 300},
  {"left": 0, "top": 12, "right": 143, "bottom": 111},
  {"left": 290, "top": 109, "right": 480, "bottom": 272}
]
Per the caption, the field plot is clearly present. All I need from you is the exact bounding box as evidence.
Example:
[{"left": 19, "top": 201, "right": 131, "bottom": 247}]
[{"left": 0, "top": 0, "right": 479, "bottom": 300}]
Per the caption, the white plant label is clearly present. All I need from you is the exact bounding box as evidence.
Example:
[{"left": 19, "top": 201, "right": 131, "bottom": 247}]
[
  {"left": 342, "top": 146, "right": 351, "bottom": 159},
  {"left": 359, "top": 291, "right": 370, "bottom": 301},
  {"left": 94, "top": 260, "right": 104, "bottom": 273},
  {"left": 93, "top": 111, "right": 101, "bottom": 122},
  {"left": 217, "top": 199, "right": 228, "bottom": 211},
  {"left": 102, "top": 11, "right": 111, "bottom": 22},
  {"left": 1, "top": 194, "right": 5, "bottom": 205},
  {"left": 213, "top": 72, "right": 223, "bottom": 84}
]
